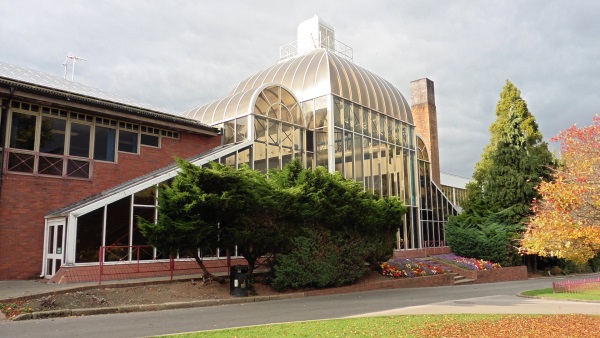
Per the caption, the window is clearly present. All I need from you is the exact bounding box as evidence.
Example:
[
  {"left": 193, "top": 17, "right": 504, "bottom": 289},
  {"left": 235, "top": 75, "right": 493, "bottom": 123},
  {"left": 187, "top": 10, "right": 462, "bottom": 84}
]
[
  {"left": 5, "top": 100, "right": 182, "bottom": 178},
  {"left": 9, "top": 112, "right": 37, "bottom": 150},
  {"left": 69, "top": 122, "right": 91, "bottom": 157},
  {"left": 140, "top": 126, "right": 161, "bottom": 147},
  {"left": 94, "top": 126, "right": 116, "bottom": 162},
  {"left": 118, "top": 130, "right": 139, "bottom": 153},
  {"left": 40, "top": 117, "right": 66, "bottom": 155},
  {"left": 140, "top": 134, "right": 159, "bottom": 147}
]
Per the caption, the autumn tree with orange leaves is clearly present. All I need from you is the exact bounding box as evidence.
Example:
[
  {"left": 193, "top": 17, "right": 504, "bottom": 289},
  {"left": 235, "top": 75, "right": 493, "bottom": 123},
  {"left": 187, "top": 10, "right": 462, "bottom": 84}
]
[{"left": 521, "top": 115, "right": 600, "bottom": 263}]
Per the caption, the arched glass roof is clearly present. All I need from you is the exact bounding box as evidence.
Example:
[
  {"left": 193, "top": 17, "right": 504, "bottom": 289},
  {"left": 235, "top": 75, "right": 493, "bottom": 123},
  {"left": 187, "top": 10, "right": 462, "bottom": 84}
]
[
  {"left": 229, "top": 48, "right": 413, "bottom": 124},
  {"left": 182, "top": 84, "right": 303, "bottom": 127}
]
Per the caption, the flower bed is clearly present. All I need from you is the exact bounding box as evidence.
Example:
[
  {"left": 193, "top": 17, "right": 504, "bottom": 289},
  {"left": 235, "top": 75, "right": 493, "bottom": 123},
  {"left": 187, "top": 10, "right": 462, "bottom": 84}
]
[
  {"left": 433, "top": 254, "right": 501, "bottom": 271},
  {"left": 431, "top": 254, "right": 527, "bottom": 283},
  {"left": 380, "top": 258, "right": 448, "bottom": 278}
]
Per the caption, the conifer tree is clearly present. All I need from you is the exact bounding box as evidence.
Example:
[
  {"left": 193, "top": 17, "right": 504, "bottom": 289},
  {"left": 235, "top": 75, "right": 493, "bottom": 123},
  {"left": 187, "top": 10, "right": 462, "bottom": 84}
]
[
  {"left": 465, "top": 80, "right": 554, "bottom": 217},
  {"left": 447, "top": 81, "right": 554, "bottom": 266}
]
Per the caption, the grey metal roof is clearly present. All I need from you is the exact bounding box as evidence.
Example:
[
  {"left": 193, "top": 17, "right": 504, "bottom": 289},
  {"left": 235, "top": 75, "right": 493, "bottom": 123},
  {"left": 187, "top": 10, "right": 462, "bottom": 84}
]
[
  {"left": 0, "top": 61, "right": 218, "bottom": 134},
  {"left": 46, "top": 140, "right": 253, "bottom": 218},
  {"left": 228, "top": 48, "right": 413, "bottom": 124}
]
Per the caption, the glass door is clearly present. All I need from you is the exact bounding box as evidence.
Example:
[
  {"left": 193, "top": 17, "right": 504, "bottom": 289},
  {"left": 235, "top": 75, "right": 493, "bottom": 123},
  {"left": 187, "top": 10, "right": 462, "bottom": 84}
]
[{"left": 44, "top": 219, "right": 65, "bottom": 277}]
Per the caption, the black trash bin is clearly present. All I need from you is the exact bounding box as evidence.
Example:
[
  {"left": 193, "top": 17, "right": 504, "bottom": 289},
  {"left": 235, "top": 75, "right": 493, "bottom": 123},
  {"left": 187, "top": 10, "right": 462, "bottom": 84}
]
[{"left": 230, "top": 265, "right": 249, "bottom": 297}]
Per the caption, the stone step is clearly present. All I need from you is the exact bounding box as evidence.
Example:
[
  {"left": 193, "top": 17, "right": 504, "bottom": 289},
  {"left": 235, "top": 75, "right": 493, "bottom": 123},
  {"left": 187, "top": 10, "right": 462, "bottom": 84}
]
[{"left": 454, "top": 278, "right": 476, "bottom": 285}]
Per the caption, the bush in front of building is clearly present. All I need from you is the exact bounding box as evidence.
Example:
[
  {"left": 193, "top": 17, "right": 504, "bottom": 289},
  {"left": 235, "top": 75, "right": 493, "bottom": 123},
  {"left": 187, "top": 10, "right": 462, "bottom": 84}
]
[
  {"left": 444, "top": 211, "right": 522, "bottom": 267},
  {"left": 269, "top": 161, "right": 407, "bottom": 290},
  {"left": 271, "top": 227, "right": 365, "bottom": 291}
]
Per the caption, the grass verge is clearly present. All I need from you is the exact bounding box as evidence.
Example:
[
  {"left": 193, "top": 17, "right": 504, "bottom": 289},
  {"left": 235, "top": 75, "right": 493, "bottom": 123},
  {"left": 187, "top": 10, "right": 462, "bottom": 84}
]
[
  {"left": 158, "top": 314, "right": 600, "bottom": 338},
  {"left": 522, "top": 287, "right": 600, "bottom": 301}
]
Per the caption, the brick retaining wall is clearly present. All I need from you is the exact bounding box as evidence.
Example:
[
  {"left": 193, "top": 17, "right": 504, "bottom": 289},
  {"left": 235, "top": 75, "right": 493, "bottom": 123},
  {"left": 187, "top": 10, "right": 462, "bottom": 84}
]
[{"left": 432, "top": 260, "right": 528, "bottom": 283}]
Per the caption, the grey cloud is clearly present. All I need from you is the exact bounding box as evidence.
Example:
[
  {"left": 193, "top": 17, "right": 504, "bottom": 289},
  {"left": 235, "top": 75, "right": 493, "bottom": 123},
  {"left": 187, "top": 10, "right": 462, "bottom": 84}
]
[{"left": 3, "top": 0, "right": 599, "bottom": 179}]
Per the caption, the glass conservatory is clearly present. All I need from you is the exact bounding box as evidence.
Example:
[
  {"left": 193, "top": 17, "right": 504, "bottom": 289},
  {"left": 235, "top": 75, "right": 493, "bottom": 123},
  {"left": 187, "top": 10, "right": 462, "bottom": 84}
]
[{"left": 43, "top": 16, "right": 457, "bottom": 278}]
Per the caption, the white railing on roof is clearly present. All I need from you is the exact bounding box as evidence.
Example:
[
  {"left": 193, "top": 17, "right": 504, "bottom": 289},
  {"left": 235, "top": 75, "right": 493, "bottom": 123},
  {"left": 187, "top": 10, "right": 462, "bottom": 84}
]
[{"left": 279, "top": 34, "right": 353, "bottom": 62}]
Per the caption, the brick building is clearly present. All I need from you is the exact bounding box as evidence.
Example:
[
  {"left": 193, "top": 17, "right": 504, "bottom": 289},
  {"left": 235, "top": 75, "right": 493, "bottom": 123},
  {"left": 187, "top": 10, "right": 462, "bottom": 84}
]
[{"left": 0, "top": 61, "right": 221, "bottom": 279}]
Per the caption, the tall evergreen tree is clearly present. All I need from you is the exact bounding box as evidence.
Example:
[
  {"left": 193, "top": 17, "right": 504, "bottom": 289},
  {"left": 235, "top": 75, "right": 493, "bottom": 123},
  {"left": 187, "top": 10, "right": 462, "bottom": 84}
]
[
  {"left": 447, "top": 81, "right": 554, "bottom": 266},
  {"left": 465, "top": 80, "right": 554, "bottom": 216}
]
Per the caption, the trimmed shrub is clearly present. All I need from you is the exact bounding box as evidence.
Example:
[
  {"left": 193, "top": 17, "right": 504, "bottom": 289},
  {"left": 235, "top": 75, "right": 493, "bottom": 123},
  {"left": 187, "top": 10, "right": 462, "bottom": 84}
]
[
  {"left": 445, "top": 213, "right": 521, "bottom": 267},
  {"left": 271, "top": 228, "right": 365, "bottom": 291}
]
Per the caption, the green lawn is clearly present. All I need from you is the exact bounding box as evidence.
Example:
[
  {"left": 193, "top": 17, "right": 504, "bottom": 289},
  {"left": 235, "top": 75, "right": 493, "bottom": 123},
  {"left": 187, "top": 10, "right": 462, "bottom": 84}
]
[
  {"left": 158, "top": 314, "right": 504, "bottom": 337},
  {"left": 155, "top": 289, "right": 600, "bottom": 337},
  {"left": 522, "top": 287, "right": 600, "bottom": 301}
]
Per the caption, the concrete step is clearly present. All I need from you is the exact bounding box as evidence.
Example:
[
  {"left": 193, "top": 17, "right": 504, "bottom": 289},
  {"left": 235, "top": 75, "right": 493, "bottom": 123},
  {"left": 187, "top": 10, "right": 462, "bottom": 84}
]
[{"left": 454, "top": 278, "right": 476, "bottom": 285}]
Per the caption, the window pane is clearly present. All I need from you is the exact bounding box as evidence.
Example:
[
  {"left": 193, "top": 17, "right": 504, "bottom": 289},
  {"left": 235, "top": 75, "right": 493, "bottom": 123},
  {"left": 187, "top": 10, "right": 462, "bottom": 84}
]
[
  {"left": 267, "top": 144, "right": 280, "bottom": 170},
  {"left": 132, "top": 207, "right": 155, "bottom": 260},
  {"left": 9, "top": 112, "right": 37, "bottom": 150},
  {"left": 75, "top": 208, "right": 103, "bottom": 263},
  {"left": 38, "top": 156, "right": 63, "bottom": 176},
  {"left": 223, "top": 121, "right": 235, "bottom": 144},
  {"left": 344, "top": 130, "right": 353, "bottom": 179},
  {"left": 353, "top": 104, "right": 362, "bottom": 133},
  {"left": 314, "top": 96, "right": 328, "bottom": 130},
  {"left": 40, "top": 117, "right": 66, "bottom": 155},
  {"left": 362, "top": 109, "right": 370, "bottom": 136},
  {"left": 333, "top": 97, "right": 343, "bottom": 128},
  {"left": 134, "top": 186, "right": 156, "bottom": 205},
  {"left": 372, "top": 113, "right": 379, "bottom": 140},
  {"left": 267, "top": 120, "right": 278, "bottom": 145},
  {"left": 7, "top": 151, "right": 34, "bottom": 173},
  {"left": 254, "top": 117, "right": 266, "bottom": 142},
  {"left": 253, "top": 142, "right": 267, "bottom": 173},
  {"left": 67, "top": 159, "right": 90, "bottom": 178},
  {"left": 380, "top": 115, "right": 386, "bottom": 141},
  {"left": 70, "top": 122, "right": 91, "bottom": 157},
  {"left": 238, "top": 148, "right": 250, "bottom": 167},
  {"left": 118, "top": 130, "right": 139, "bottom": 153},
  {"left": 140, "top": 134, "right": 159, "bottom": 147},
  {"left": 105, "top": 197, "right": 131, "bottom": 261},
  {"left": 316, "top": 130, "right": 328, "bottom": 168},
  {"left": 353, "top": 134, "right": 363, "bottom": 184},
  {"left": 94, "top": 126, "right": 116, "bottom": 161},
  {"left": 302, "top": 100, "right": 314, "bottom": 129},
  {"left": 334, "top": 128, "right": 343, "bottom": 175},
  {"left": 235, "top": 116, "right": 248, "bottom": 141}
]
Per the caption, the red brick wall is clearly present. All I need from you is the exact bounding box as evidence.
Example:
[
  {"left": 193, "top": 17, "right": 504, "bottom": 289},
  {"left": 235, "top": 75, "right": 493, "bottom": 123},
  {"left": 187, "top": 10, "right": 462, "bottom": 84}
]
[
  {"left": 393, "top": 247, "right": 452, "bottom": 259},
  {"left": 410, "top": 78, "right": 441, "bottom": 186},
  {"left": 432, "top": 261, "right": 528, "bottom": 283},
  {"left": 0, "top": 133, "right": 221, "bottom": 280}
]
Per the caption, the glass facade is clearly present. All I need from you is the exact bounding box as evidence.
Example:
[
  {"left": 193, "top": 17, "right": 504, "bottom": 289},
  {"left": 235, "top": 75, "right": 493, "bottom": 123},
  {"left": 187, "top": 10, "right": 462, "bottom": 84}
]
[{"left": 417, "top": 137, "right": 458, "bottom": 248}]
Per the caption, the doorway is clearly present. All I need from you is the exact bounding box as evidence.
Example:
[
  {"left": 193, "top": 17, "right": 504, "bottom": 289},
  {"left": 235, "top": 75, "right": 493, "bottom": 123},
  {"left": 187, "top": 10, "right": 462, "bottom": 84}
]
[{"left": 44, "top": 219, "right": 65, "bottom": 277}]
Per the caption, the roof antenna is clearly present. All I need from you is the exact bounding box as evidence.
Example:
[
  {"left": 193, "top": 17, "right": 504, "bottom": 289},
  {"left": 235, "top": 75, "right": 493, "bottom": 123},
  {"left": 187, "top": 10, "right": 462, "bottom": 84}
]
[{"left": 63, "top": 54, "right": 86, "bottom": 81}]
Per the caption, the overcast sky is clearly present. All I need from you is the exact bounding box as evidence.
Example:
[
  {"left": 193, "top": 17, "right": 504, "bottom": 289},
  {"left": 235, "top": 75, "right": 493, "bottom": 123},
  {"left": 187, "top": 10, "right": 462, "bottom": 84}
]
[{"left": 2, "top": 1, "right": 599, "bottom": 178}]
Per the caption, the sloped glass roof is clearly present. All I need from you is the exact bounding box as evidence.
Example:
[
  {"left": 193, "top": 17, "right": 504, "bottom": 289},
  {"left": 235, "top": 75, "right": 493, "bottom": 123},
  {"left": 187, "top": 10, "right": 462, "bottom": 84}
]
[
  {"left": 182, "top": 84, "right": 303, "bottom": 127},
  {"left": 228, "top": 48, "right": 413, "bottom": 124}
]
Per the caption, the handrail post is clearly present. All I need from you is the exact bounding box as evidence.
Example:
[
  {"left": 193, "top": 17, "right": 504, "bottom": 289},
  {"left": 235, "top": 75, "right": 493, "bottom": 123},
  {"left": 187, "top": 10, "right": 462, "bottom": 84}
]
[{"left": 98, "top": 246, "right": 104, "bottom": 286}]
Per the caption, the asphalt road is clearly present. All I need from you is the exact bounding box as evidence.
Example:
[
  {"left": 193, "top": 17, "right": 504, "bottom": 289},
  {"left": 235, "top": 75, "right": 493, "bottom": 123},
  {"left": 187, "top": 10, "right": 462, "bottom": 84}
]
[{"left": 0, "top": 277, "right": 596, "bottom": 338}]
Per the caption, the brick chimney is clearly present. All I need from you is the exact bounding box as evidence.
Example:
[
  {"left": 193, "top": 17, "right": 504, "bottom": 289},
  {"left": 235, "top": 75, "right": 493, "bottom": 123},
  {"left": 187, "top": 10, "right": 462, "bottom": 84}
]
[{"left": 410, "top": 78, "right": 441, "bottom": 186}]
